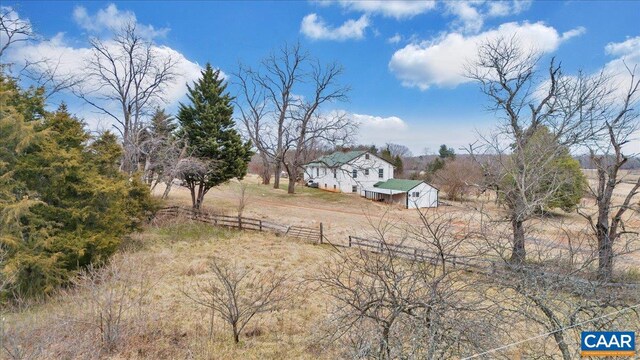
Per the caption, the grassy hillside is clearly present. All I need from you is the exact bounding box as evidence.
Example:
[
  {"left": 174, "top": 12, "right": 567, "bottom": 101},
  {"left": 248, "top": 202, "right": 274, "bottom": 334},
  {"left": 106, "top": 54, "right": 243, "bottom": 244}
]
[{"left": 1, "top": 221, "right": 339, "bottom": 359}]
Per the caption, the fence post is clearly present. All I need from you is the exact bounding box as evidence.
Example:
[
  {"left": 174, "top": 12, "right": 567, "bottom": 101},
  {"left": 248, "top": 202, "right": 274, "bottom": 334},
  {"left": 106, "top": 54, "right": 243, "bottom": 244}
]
[
  {"left": 259, "top": 220, "right": 263, "bottom": 231},
  {"left": 319, "top": 223, "right": 323, "bottom": 244},
  {"left": 238, "top": 216, "right": 242, "bottom": 230},
  {"left": 348, "top": 236, "right": 352, "bottom": 247}
]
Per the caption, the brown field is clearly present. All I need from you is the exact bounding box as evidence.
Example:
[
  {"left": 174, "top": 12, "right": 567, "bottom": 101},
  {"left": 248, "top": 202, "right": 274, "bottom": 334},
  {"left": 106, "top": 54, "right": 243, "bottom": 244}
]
[
  {"left": 2, "top": 170, "right": 638, "bottom": 359},
  {"left": 155, "top": 172, "right": 640, "bottom": 268}
]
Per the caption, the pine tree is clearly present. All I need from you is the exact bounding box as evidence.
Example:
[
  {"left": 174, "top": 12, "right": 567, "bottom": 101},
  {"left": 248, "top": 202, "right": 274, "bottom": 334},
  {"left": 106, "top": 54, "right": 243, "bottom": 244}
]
[{"left": 177, "top": 64, "right": 252, "bottom": 209}]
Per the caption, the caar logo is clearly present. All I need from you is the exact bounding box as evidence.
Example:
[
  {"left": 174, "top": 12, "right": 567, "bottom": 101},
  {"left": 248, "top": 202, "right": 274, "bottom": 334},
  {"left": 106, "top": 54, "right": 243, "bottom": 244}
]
[{"left": 581, "top": 331, "right": 636, "bottom": 357}]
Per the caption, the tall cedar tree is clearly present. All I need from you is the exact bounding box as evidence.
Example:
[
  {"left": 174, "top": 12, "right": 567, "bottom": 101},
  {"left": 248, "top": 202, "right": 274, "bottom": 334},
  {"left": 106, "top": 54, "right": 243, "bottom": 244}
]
[{"left": 177, "top": 64, "right": 252, "bottom": 209}]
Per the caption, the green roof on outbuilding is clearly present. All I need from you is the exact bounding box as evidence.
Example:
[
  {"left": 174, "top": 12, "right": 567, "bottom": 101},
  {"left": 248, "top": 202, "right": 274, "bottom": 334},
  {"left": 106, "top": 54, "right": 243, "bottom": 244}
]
[
  {"left": 373, "top": 179, "right": 424, "bottom": 192},
  {"left": 306, "top": 150, "right": 366, "bottom": 167}
]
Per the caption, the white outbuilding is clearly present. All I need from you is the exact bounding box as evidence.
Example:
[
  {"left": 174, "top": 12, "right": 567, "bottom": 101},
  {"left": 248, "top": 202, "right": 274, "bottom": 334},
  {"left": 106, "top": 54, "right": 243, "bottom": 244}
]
[{"left": 363, "top": 179, "right": 438, "bottom": 208}]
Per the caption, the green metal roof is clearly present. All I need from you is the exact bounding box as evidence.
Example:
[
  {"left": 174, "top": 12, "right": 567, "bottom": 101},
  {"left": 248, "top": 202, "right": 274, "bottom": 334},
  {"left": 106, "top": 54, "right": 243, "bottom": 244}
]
[
  {"left": 373, "top": 179, "right": 424, "bottom": 192},
  {"left": 306, "top": 150, "right": 366, "bottom": 167}
]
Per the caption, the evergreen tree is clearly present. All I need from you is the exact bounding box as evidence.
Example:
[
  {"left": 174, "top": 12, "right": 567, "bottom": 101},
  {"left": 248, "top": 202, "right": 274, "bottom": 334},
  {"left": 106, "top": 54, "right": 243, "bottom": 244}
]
[
  {"left": 0, "top": 77, "right": 156, "bottom": 301},
  {"left": 394, "top": 154, "right": 404, "bottom": 176},
  {"left": 177, "top": 64, "right": 252, "bottom": 209},
  {"left": 380, "top": 147, "right": 393, "bottom": 163},
  {"left": 438, "top": 144, "right": 455, "bottom": 159}
]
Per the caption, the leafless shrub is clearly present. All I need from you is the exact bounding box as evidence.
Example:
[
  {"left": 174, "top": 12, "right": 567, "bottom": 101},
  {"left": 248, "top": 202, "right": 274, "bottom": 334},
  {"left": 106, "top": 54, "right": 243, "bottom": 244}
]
[
  {"left": 316, "top": 208, "right": 502, "bottom": 359},
  {"left": 433, "top": 157, "right": 483, "bottom": 201},
  {"left": 315, "top": 246, "right": 499, "bottom": 359},
  {"left": 234, "top": 181, "right": 251, "bottom": 217},
  {"left": 182, "top": 259, "right": 289, "bottom": 343},
  {"left": 68, "top": 255, "right": 158, "bottom": 355}
]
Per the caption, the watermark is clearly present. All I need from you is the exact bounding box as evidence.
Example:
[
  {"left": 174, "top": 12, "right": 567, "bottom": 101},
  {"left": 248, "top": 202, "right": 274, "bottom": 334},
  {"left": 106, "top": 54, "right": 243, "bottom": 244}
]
[{"left": 581, "top": 331, "right": 636, "bottom": 357}]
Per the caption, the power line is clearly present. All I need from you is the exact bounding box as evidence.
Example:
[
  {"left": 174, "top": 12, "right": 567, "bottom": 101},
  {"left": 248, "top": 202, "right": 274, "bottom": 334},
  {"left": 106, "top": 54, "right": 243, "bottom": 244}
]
[{"left": 462, "top": 303, "right": 640, "bottom": 359}]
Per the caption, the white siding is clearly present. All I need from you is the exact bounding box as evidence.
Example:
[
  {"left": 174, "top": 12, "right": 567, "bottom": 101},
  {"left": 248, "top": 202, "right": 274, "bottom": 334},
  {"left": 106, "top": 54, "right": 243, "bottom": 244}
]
[
  {"left": 304, "top": 152, "right": 394, "bottom": 194},
  {"left": 406, "top": 183, "right": 438, "bottom": 208}
]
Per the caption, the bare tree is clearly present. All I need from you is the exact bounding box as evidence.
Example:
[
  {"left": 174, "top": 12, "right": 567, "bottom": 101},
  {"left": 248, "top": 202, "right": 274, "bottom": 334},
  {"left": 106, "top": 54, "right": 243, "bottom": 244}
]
[
  {"left": 75, "top": 21, "right": 178, "bottom": 174},
  {"left": 235, "top": 64, "right": 273, "bottom": 185},
  {"left": 0, "top": 8, "right": 80, "bottom": 99},
  {"left": 182, "top": 259, "right": 288, "bottom": 344},
  {"left": 236, "top": 43, "right": 353, "bottom": 193},
  {"left": 246, "top": 43, "right": 307, "bottom": 190},
  {"left": 466, "top": 36, "right": 603, "bottom": 264},
  {"left": 482, "top": 226, "right": 640, "bottom": 359},
  {"left": 316, "top": 210, "right": 500, "bottom": 359},
  {"left": 0, "top": 7, "right": 33, "bottom": 59},
  {"left": 385, "top": 143, "right": 412, "bottom": 158},
  {"left": 578, "top": 65, "right": 640, "bottom": 280}
]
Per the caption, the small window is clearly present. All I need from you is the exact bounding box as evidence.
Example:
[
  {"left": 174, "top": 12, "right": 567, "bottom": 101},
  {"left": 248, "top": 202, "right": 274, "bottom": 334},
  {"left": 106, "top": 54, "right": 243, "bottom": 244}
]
[
  {"left": 365, "top": 153, "right": 370, "bottom": 160},
  {"left": 324, "top": 183, "right": 327, "bottom": 188},
  {"left": 316, "top": 167, "right": 319, "bottom": 177},
  {"left": 364, "top": 169, "right": 369, "bottom": 176},
  {"left": 333, "top": 185, "right": 336, "bottom": 190},
  {"left": 378, "top": 168, "right": 384, "bottom": 179},
  {"left": 352, "top": 185, "right": 357, "bottom": 193},
  {"left": 352, "top": 169, "right": 357, "bottom": 178},
  {"left": 333, "top": 169, "right": 337, "bottom": 178},
  {"left": 412, "top": 192, "right": 420, "bottom": 197}
]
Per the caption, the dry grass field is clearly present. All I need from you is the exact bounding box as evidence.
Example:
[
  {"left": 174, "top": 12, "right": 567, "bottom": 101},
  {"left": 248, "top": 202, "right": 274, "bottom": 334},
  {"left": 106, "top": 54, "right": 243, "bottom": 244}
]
[
  {"left": 2, "top": 171, "right": 638, "bottom": 359},
  {"left": 2, "top": 221, "right": 344, "bottom": 359},
  {"left": 156, "top": 172, "right": 640, "bottom": 268}
]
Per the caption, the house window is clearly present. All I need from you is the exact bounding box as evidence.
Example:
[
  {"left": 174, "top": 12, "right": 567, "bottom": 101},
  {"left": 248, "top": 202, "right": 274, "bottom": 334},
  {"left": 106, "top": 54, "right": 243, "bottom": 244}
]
[
  {"left": 352, "top": 169, "right": 357, "bottom": 178},
  {"left": 365, "top": 153, "right": 370, "bottom": 160},
  {"left": 412, "top": 191, "right": 420, "bottom": 197},
  {"left": 333, "top": 169, "right": 337, "bottom": 178},
  {"left": 323, "top": 168, "right": 327, "bottom": 175},
  {"left": 316, "top": 167, "right": 319, "bottom": 177},
  {"left": 352, "top": 185, "right": 357, "bottom": 193},
  {"left": 364, "top": 169, "right": 369, "bottom": 176},
  {"left": 378, "top": 168, "right": 384, "bottom": 179}
]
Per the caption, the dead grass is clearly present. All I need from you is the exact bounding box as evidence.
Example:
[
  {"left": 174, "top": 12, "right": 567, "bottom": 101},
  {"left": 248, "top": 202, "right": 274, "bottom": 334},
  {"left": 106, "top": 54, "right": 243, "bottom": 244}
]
[{"left": 1, "top": 222, "right": 340, "bottom": 359}]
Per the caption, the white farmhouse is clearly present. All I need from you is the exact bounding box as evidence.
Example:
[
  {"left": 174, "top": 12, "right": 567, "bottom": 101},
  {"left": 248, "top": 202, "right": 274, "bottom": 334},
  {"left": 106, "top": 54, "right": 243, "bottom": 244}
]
[
  {"left": 303, "top": 150, "right": 394, "bottom": 195},
  {"left": 304, "top": 150, "right": 439, "bottom": 208}
]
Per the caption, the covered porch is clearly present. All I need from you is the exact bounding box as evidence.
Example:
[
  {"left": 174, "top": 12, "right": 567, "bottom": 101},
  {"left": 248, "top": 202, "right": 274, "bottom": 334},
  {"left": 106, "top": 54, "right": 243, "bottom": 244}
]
[{"left": 363, "top": 187, "right": 407, "bottom": 207}]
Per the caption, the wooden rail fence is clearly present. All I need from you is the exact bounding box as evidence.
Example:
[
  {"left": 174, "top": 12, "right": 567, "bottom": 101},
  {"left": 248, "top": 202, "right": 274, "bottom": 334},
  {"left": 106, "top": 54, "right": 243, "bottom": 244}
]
[
  {"left": 347, "top": 235, "right": 640, "bottom": 289},
  {"left": 155, "top": 206, "right": 322, "bottom": 243}
]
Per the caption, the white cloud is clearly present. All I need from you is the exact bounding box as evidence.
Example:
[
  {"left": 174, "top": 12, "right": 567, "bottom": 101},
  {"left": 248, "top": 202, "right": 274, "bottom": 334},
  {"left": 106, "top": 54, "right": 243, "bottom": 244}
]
[
  {"left": 387, "top": 33, "right": 402, "bottom": 44},
  {"left": 300, "top": 13, "right": 369, "bottom": 41},
  {"left": 350, "top": 112, "right": 482, "bottom": 154},
  {"left": 389, "top": 21, "right": 584, "bottom": 90},
  {"left": 3, "top": 5, "right": 203, "bottom": 130},
  {"left": 337, "top": 0, "right": 436, "bottom": 19},
  {"left": 446, "top": 0, "right": 532, "bottom": 34},
  {"left": 352, "top": 112, "right": 408, "bottom": 146},
  {"left": 603, "top": 37, "right": 640, "bottom": 154},
  {"left": 73, "top": 3, "right": 169, "bottom": 39},
  {"left": 446, "top": 2, "right": 484, "bottom": 34},
  {"left": 603, "top": 36, "right": 640, "bottom": 107},
  {"left": 560, "top": 26, "right": 586, "bottom": 41}
]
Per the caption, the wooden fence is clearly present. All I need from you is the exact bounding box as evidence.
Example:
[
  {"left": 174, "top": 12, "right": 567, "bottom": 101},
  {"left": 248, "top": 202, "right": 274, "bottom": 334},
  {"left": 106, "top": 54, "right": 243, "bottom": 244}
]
[
  {"left": 347, "top": 235, "right": 640, "bottom": 289},
  {"left": 155, "top": 206, "right": 322, "bottom": 243},
  {"left": 348, "top": 236, "right": 497, "bottom": 274}
]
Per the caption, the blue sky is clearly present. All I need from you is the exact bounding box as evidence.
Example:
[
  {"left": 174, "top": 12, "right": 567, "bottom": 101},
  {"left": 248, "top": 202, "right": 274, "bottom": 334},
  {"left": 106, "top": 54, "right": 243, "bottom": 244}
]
[{"left": 3, "top": 1, "right": 639, "bottom": 154}]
